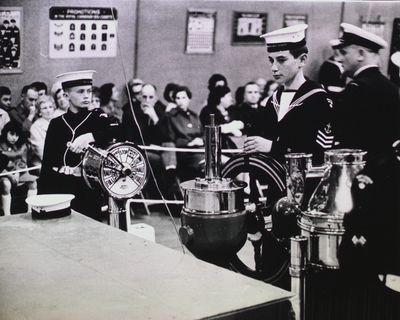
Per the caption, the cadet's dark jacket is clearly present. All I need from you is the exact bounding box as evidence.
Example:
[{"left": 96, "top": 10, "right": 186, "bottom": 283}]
[
  {"left": 121, "top": 100, "right": 166, "bottom": 145},
  {"left": 255, "top": 80, "right": 334, "bottom": 165},
  {"left": 334, "top": 66, "right": 400, "bottom": 160},
  {"left": 38, "top": 108, "right": 117, "bottom": 221}
]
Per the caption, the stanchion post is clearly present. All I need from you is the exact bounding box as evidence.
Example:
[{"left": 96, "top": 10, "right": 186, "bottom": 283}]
[
  {"left": 289, "top": 235, "right": 308, "bottom": 320},
  {"left": 108, "top": 197, "right": 120, "bottom": 229}
]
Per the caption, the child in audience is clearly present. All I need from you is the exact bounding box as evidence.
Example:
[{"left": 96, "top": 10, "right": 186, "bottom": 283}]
[{"left": 0, "top": 121, "right": 37, "bottom": 215}]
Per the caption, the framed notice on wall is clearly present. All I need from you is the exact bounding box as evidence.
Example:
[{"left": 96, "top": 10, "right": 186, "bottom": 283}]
[
  {"left": 49, "top": 7, "right": 118, "bottom": 59},
  {"left": 0, "top": 7, "right": 22, "bottom": 74},
  {"left": 283, "top": 14, "right": 308, "bottom": 27},
  {"left": 185, "top": 9, "right": 216, "bottom": 54},
  {"left": 232, "top": 12, "right": 267, "bottom": 45}
]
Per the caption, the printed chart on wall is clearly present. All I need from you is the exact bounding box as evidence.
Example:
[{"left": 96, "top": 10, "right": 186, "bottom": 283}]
[
  {"left": 185, "top": 9, "right": 216, "bottom": 54},
  {"left": 49, "top": 7, "right": 118, "bottom": 59},
  {"left": 0, "top": 7, "right": 22, "bottom": 73}
]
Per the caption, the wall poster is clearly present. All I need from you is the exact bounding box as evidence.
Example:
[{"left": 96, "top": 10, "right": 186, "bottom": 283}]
[
  {"left": 0, "top": 7, "right": 22, "bottom": 74},
  {"left": 283, "top": 14, "right": 308, "bottom": 27},
  {"left": 49, "top": 7, "right": 118, "bottom": 59},
  {"left": 232, "top": 12, "right": 267, "bottom": 45},
  {"left": 185, "top": 9, "right": 216, "bottom": 54}
]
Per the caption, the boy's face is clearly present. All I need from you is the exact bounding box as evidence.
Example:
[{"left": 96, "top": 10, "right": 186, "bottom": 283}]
[
  {"left": 7, "top": 131, "right": 19, "bottom": 145},
  {"left": 65, "top": 85, "right": 92, "bottom": 109},
  {"left": 267, "top": 50, "right": 306, "bottom": 85},
  {"left": 0, "top": 94, "right": 11, "bottom": 108},
  {"left": 337, "top": 45, "right": 360, "bottom": 76}
]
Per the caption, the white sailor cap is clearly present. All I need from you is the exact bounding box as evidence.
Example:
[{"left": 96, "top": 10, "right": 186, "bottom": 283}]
[
  {"left": 26, "top": 194, "right": 75, "bottom": 220},
  {"left": 334, "top": 23, "right": 387, "bottom": 52},
  {"left": 391, "top": 52, "right": 400, "bottom": 67},
  {"left": 261, "top": 24, "right": 308, "bottom": 52},
  {"left": 56, "top": 70, "right": 95, "bottom": 90},
  {"left": 329, "top": 39, "right": 342, "bottom": 49}
]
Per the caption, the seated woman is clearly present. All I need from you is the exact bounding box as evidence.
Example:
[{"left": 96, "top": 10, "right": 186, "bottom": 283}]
[
  {"left": 0, "top": 121, "right": 37, "bottom": 215},
  {"left": 52, "top": 87, "right": 69, "bottom": 117},
  {"left": 160, "top": 85, "right": 204, "bottom": 181},
  {"left": 200, "top": 85, "right": 244, "bottom": 150},
  {"left": 29, "top": 95, "right": 55, "bottom": 170},
  {"left": 99, "top": 83, "right": 121, "bottom": 123}
]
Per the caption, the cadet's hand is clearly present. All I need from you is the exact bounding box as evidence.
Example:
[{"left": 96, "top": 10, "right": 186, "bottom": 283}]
[
  {"left": 187, "top": 137, "right": 204, "bottom": 147},
  {"left": 244, "top": 136, "right": 273, "bottom": 153},
  {"left": 69, "top": 133, "right": 95, "bottom": 153}
]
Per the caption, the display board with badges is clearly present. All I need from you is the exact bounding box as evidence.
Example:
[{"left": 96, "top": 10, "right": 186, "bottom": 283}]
[{"left": 49, "top": 7, "right": 117, "bottom": 59}]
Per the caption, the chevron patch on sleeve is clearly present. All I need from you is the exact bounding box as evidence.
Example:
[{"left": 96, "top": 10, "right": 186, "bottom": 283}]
[{"left": 316, "top": 123, "right": 334, "bottom": 149}]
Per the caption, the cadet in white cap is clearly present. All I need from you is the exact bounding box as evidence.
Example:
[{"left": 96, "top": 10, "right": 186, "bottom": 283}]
[
  {"left": 38, "top": 70, "right": 118, "bottom": 221},
  {"left": 243, "top": 24, "right": 334, "bottom": 165},
  {"left": 332, "top": 22, "right": 400, "bottom": 160}
]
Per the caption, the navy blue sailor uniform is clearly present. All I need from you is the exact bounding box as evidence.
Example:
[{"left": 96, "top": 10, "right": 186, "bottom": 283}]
[
  {"left": 255, "top": 80, "right": 334, "bottom": 165},
  {"left": 38, "top": 109, "right": 118, "bottom": 221},
  {"left": 334, "top": 66, "right": 400, "bottom": 161}
]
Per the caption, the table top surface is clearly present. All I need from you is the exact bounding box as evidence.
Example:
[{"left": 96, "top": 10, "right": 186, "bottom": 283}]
[{"left": 0, "top": 212, "right": 292, "bottom": 320}]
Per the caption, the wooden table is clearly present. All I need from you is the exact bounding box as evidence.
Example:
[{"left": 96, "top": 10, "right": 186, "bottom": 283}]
[{"left": 0, "top": 212, "right": 293, "bottom": 320}]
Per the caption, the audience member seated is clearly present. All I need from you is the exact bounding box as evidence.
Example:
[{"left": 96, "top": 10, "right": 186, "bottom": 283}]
[
  {"left": 121, "top": 83, "right": 174, "bottom": 199},
  {"left": 30, "top": 81, "right": 48, "bottom": 97},
  {"left": 163, "top": 82, "right": 179, "bottom": 112},
  {"left": 160, "top": 85, "right": 204, "bottom": 182},
  {"left": 29, "top": 95, "right": 55, "bottom": 170},
  {"left": 0, "top": 121, "right": 37, "bottom": 215},
  {"left": 126, "top": 78, "right": 144, "bottom": 105},
  {"left": 255, "top": 77, "right": 267, "bottom": 93},
  {"left": 8, "top": 84, "right": 38, "bottom": 135},
  {"left": 203, "top": 73, "right": 229, "bottom": 107},
  {"left": 235, "top": 81, "right": 262, "bottom": 135},
  {"left": 0, "top": 86, "right": 11, "bottom": 132},
  {"left": 51, "top": 82, "right": 69, "bottom": 117},
  {"left": 99, "top": 83, "right": 122, "bottom": 123},
  {"left": 89, "top": 86, "right": 101, "bottom": 111},
  {"left": 200, "top": 85, "right": 244, "bottom": 149},
  {"left": 260, "top": 80, "right": 279, "bottom": 107}
]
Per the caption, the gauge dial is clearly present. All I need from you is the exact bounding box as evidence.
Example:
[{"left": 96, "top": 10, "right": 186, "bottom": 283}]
[{"left": 98, "top": 142, "right": 148, "bottom": 199}]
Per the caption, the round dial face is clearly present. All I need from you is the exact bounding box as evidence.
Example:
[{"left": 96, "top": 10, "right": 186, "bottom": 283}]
[{"left": 100, "top": 143, "right": 148, "bottom": 199}]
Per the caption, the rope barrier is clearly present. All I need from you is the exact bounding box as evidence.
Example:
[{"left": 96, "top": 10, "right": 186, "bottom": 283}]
[
  {"left": 139, "top": 145, "right": 243, "bottom": 154},
  {"left": 0, "top": 145, "right": 243, "bottom": 178},
  {"left": 0, "top": 165, "right": 41, "bottom": 177}
]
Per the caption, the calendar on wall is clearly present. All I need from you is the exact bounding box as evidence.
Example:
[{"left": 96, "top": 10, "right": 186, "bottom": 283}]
[
  {"left": 49, "top": 7, "right": 118, "bottom": 59},
  {"left": 185, "top": 9, "right": 216, "bottom": 54}
]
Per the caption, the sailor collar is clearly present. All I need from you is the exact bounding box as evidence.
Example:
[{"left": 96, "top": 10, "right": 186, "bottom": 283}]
[{"left": 271, "top": 81, "right": 326, "bottom": 118}]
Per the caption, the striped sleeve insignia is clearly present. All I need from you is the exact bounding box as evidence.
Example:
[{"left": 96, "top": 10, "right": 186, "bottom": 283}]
[{"left": 316, "top": 123, "right": 334, "bottom": 149}]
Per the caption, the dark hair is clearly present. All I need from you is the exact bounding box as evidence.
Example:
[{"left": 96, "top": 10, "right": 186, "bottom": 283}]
[
  {"left": 30, "top": 81, "right": 48, "bottom": 94},
  {"left": 207, "top": 85, "right": 231, "bottom": 108},
  {"left": 235, "top": 86, "right": 245, "bottom": 105},
  {"left": 172, "top": 86, "right": 192, "bottom": 101},
  {"left": 21, "top": 84, "right": 37, "bottom": 95},
  {"left": 290, "top": 45, "right": 309, "bottom": 58},
  {"left": 163, "top": 83, "right": 179, "bottom": 103},
  {"left": 99, "top": 83, "right": 114, "bottom": 105},
  {"left": 0, "top": 86, "right": 11, "bottom": 98},
  {"left": 0, "top": 121, "right": 25, "bottom": 147},
  {"left": 207, "top": 74, "right": 228, "bottom": 91},
  {"left": 92, "top": 86, "right": 100, "bottom": 98}
]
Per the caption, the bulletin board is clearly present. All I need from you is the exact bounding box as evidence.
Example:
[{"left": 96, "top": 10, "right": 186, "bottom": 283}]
[
  {"left": 49, "top": 7, "right": 118, "bottom": 59},
  {"left": 185, "top": 9, "right": 216, "bottom": 54},
  {"left": 0, "top": 7, "right": 22, "bottom": 74},
  {"left": 232, "top": 12, "right": 267, "bottom": 45}
]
